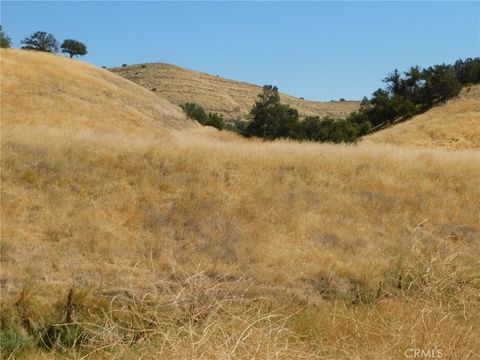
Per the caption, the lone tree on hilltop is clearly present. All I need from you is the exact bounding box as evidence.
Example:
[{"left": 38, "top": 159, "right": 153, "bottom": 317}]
[
  {"left": 61, "top": 39, "right": 88, "bottom": 58},
  {"left": 0, "top": 26, "right": 12, "bottom": 48},
  {"left": 21, "top": 31, "right": 58, "bottom": 52}
]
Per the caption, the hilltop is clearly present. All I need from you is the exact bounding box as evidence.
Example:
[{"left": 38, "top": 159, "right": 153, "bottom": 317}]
[
  {"left": 1, "top": 49, "right": 195, "bottom": 133},
  {"left": 110, "top": 62, "right": 360, "bottom": 122},
  {"left": 1, "top": 50, "right": 479, "bottom": 359},
  {"left": 363, "top": 84, "right": 480, "bottom": 149}
]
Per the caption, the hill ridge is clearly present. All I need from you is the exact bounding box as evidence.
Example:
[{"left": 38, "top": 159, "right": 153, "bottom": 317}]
[{"left": 110, "top": 62, "right": 360, "bottom": 122}]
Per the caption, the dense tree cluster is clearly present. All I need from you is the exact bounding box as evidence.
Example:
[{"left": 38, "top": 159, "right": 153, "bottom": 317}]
[
  {"left": 243, "top": 86, "right": 359, "bottom": 143},
  {"left": 181, "top": 103, "right": 225, "bottom": 130},
  {"left": 348, "top": 59, "right": 479, "bottom": 135},
  {"left": 301, "top": 116, "right": 359, "bottom": 143},
  {"left": 244, "top": 57, "right": 479, "bottom": 143},
  {"left": 453, "top": 58, "right": 480, "bottom": 85}
]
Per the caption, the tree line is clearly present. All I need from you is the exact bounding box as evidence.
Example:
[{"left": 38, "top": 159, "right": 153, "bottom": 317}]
[
  {"left": 244, "top": 57, "right": 480, "bottom": 143},
  {"left": 179, "top": 57, "right": 478, "bottom": 141},
  {"left": 0, "top": 27, "right": 87, "bottom": 59},
  {"left": 347, "top": 58, "right": 480, "bottom": 137},
  {"left": 237, "top": 85, "right": 358, "bottom": 142}
]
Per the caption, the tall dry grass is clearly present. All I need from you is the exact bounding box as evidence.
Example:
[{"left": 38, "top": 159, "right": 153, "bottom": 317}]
[
  {"left": 1, "top": 50, "right": 479, "bottom": 358},
  {"left": 2, "top": 125, "right": 479, "bottom": 358}
]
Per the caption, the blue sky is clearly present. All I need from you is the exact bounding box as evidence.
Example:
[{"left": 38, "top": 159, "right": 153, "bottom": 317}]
[{"left": 2, "top": 1, "right": 479, "bottom": 101}]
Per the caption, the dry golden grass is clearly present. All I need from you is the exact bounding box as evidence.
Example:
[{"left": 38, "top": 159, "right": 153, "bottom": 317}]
[
  {"left": 363, "top": 84, "right": 480, "bottom": 149},
  {"left": 111, "top": 63, "right": 360, "bottom": 122},
  {"left": 1, "top": 50, "right": 480, "bottom": 359},
  {"left": 2, "top": 127, "right": 480, "bottom": 358},
  {"left": 1, "top": 49, "right": 195, "bottom": 133}
]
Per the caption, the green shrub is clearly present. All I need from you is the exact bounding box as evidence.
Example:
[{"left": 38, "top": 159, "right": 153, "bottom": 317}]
[
  {"left": 181, "top": 103, "right": 224, "bottom": 130},
  {"left": 205, "top": 113, "right": 224, "bottom": 130},
  {"left": 301, "top": 116, "right": 359, "bottom": 143},
  {"left": 0, "top": 315, "right": 35, "bottom": 358},
  {"left": 245, "top": 103, "right": 301, "bottom": 140},
  {"left": 227, "top": 118, "right": 248, "bottom": 134}
]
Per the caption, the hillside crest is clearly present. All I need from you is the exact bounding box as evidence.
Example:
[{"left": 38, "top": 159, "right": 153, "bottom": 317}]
[{"left": 110, "top": 62, "right": 360, "bottom": 122}]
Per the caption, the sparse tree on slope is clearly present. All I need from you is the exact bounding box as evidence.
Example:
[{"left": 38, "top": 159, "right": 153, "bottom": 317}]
[
  {"left": 0, "top": 26, "right": 12, "bottom": 48},
  {"left": 21, "top": 31, "right": 58, "bottom": 52},
  {"left": 61, "top": 39, "right": 88, "bottom": 58}
]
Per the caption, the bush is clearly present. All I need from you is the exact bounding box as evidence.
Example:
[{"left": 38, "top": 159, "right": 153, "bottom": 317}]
[
  {"left": 328, "top": 119, "right": 360, "bottom": 143},
  {"left": 301, "top": 116, "right": 359, "bottom": 143},
  {"left": 181, "top": 102, "right": 208, "bottom": 123},
  {"left": 181, "top": 102, "right": 224, "bottom": 130},
  {"left": 225, "top": 118, "right": 248, "bottom": 134},
  {"left": 301, "top": 116, "right": 331, "bottom": 142},
  {"left": 205, "top": 113, "right": 224, "bottom": 130},
  {"left": 245, "top": 103, "right": 301, "bottom": 140},
  {"left": 0, "top": 315, "right": 35, "bottom": 358}
]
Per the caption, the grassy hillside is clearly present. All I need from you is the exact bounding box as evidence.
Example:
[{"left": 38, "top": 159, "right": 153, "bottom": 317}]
[
  {"left": 110, "top": 63, "right": 360, "bottom": 122},
  {"left": 1, "top": 51, "right": 480, "bottom": 359},
  {"left": 363, "top": 84, "right": 480, "bottom": 149},
  {"left": 1, "top": 49, "right": 195, "bottom": 133}
]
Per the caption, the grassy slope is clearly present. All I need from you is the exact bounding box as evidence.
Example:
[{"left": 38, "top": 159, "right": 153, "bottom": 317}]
[
  {"left": 1, "top": 49, "right": 195, "bottom": 133},
  {"left": 363, "top": 84, "right": 480, "bottom": 149},
  {"left": 110, "top": 63, "right": 360, "bottom": 121},
  {"left": 1, "top": 50, "right": 480, "bottom": 358}
]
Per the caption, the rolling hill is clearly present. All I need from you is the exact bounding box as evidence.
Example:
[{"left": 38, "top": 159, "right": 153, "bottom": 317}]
[
  {"left": 363, "top": 84, "right": 480, "bottom": 149},
  {"left": 1, "top": 50, "right": 479, "bottom": 359},
  {"left": 1, "top": 49, "right": 195, "bottom": 133},
  {"left": 110, "top": 62, "right": 360, "bottom": 122}
]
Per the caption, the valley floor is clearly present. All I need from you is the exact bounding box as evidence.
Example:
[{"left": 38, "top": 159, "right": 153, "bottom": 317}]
[{"left": 2, "top": 125, "right": 479, "bottom": 359}]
